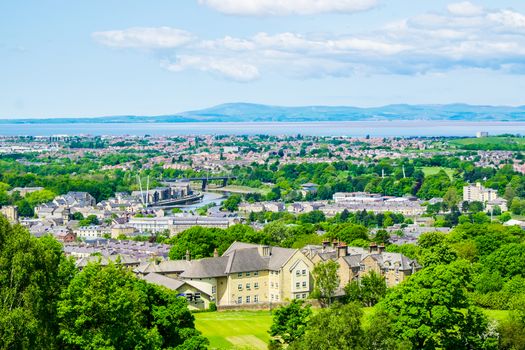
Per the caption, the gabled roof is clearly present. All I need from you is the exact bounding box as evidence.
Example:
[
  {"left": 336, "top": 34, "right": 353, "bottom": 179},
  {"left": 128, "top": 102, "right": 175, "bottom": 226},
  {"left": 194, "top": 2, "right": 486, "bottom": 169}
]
[
  {"left": 224, "top": 248, "right": 268, "bottom": 274},
  {"left": 142, "top": 272, "right": 186, "bottom": 290},
  {"left": 222, "top": 242, "right": 297, "bottom": 272},
  {"left": 135, "top": 260, "right": 191, "bottom": 274},
  {"left": 341, "top": 255, "right": 362, "bottom": 268},
  {"left": 180, "top": 256, "right": 230, "bottom": 278}
]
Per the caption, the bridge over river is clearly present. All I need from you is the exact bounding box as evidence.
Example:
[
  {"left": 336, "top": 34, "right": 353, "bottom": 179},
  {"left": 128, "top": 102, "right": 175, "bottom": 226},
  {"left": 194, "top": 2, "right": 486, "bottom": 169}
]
[{"left": 164, "top": 176, "right": 237, "bottom": 191}]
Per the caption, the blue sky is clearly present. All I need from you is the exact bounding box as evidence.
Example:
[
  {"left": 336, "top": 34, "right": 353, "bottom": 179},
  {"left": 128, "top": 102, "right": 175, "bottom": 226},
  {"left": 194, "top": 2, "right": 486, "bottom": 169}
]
[{"left": 2, "top": 0, "right": 525, "bottom": 118}]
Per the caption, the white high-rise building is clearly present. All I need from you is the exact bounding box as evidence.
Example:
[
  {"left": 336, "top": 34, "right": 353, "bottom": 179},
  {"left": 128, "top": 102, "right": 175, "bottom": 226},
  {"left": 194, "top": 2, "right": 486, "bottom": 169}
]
[{"left": 463, "top": 182, "right": 499, "bottom": 202}]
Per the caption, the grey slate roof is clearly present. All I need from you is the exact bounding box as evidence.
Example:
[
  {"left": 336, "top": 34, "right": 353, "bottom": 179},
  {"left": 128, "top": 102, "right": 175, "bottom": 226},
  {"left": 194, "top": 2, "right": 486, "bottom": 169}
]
[
  {"left": 341, "top": 255, "right": 362, "bottom": 268},
  {"left": 224, "top": 248, "right": 268, "bottom": 274},
  {"left": 135, "top": 260, "right": 191, "bottom": 274},
  {"left": 180, "top": 256, "right": 230, "bottom": 278},
  {"left": 142, "top": 272, "right": 186, "bottom": 290}
]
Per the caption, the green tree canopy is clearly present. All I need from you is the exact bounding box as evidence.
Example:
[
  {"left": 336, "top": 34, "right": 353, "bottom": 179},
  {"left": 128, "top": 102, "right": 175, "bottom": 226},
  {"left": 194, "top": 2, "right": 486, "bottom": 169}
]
[
  {"left": 0, "top": 216, "right": 76, "bottom": 350},
  {"left": 375, "top": 261, "right": 497, "bottom": 349},
  {"left": 58, "top": 261, "right": 207, "bottom": 349}
]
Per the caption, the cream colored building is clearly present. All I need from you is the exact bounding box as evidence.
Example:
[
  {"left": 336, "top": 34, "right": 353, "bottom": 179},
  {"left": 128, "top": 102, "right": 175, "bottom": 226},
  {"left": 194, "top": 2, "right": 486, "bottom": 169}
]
[
  {"left": 135, "top": 242, "right": 314, "bottom": 309},
  {"left": 0, "top": 206, "right": 18, "bottom": 224}
]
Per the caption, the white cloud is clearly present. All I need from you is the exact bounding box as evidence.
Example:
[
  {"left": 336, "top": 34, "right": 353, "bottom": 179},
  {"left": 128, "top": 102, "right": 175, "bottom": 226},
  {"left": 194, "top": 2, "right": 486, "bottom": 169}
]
[
  {"left": 488, "top": 9, "right": 525, "bottom": 30},
  {"left": 94, "top": 4, "right": 525, "bottom": 80},
  {"left": 197, "top": 0, "right": 378, "bottom": 16},
  {"left": 162, "top": 56, "right": 260, "bottom": 82},
  {"left": 92, "top": 27, "right": 193, "bottom": 49},
  {"left": 447, "top": 1, "right": 484, "bottom": 17}
]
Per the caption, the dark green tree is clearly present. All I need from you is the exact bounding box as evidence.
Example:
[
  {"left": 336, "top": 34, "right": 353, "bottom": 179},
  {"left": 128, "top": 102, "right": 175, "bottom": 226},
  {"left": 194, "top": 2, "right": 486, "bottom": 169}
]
[
  {"left": 376, "top": 261, "right": 497, "bottom": 349},
  {"left": 269, "top": 299, "right": 312, "bottom": 348},
  {"left": 0, "top": 216, "right": 76, "bottom": 350},
  {"left": 289, "top": 303, "right": 365, "bottom": 350}
]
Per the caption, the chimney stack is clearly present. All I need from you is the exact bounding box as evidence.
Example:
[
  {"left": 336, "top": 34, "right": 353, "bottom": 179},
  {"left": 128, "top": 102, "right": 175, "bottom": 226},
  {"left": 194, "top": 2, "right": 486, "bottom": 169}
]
[
  {"left": 369, "top": 242, "right": 378, "bottom": 254},
  {"left": 322, "top": 240, "right": 329, "bottom": 252},
  {"left": 185, "top": 249, "right": 190, "bottom": 261},
  {"left": 337, "top": 243, "right": 348, "bottom": 259},
  {"left": 378, "top": 244, "right": 385, "bottom": 254},
  {"left": 332, "top": 239, "right": 338, "bottom": 249},
  {"left": 213, "top": 248, "right": 219, "bottom": 258}
]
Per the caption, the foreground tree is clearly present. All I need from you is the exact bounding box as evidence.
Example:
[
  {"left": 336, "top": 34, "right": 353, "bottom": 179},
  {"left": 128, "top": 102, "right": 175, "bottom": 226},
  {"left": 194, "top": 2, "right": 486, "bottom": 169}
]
[
  {"left": 269, "top": 299, "right": 312, "bottom": 349},
  {"left": 374, "top": 261, "right": 498, "bottom": 349},
  {"left": 311, "top": 260, "right": 340, "bottom": 307},
  {"left": 58, "top": 261, "right": 208, "bottom": 349},
  {"left": 289, "top": 303, "right": 365, "bottom": 350},
  {"left": 0, "top": 216, "right": 76, "bottom": 350},
  {"left": 344, "top": 271, "right": 387, "bottom": 306}
]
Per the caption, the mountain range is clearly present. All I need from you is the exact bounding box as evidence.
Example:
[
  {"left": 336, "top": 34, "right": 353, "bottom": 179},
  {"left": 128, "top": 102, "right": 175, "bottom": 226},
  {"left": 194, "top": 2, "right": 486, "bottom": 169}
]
[{"left": 2, "top": 103, "right": 525, "bottom": 123}]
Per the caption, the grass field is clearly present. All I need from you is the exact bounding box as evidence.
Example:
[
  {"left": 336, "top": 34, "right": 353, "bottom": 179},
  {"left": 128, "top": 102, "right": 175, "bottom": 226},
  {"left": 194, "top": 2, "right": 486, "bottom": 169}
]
[
  {"left": 483, "top": 309, "right": 510, "bottom": 323},
  {"left": 213, "top": 185, "right": 271, "bottom": 195},
  {"left": 421, "top": 166, "right": 455, "bottom": 179},
  {"left": 450, "top": 136, "right": 525, "bottom": 150},
  {"left": 194, "top": 311, "right": 273, "bottom": 350},
  {"left": 195, "top": 307, "right": 377, "bottom": 349},
  {"left": 195, "top": 307, "right": 510, "bottom": 349}
]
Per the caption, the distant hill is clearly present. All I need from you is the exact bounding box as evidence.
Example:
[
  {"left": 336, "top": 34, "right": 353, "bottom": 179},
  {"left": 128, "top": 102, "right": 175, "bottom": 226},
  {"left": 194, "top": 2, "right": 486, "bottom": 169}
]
[{"left": 2, "top": 103, "right": 525, "bottom": 123}]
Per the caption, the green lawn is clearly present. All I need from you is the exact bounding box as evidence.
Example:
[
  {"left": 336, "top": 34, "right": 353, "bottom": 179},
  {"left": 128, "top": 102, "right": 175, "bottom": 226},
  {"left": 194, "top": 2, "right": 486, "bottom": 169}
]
[
  {"left": 483, "top": 309, "right": 510, "bottom": 323},
  {"left": 420, "top": 166, "right": 455, "bottom": 179},
  {"left": 195, "top": 308, "right": 510, "bottom": 349},
  {"left": 194, "top": 311, "right": 273, "bottom": 350},
  {"left": 450, "top": 136, "right": 525, "bottom": 150},
  {"left": 214, "top": 185, "right": 271, "bottom": 195}
]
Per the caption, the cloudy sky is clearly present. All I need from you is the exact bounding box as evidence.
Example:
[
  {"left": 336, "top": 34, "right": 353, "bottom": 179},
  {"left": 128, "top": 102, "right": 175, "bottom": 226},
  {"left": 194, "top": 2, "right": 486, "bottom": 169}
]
[{"left": 2, "top": 0, "right": 525, "bottom": 118}]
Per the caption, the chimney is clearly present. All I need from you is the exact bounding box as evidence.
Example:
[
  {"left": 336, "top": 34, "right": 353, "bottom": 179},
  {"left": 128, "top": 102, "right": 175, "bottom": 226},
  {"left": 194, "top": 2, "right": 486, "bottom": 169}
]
[
  {"left": 185, "top": 250, "right": 190, "bottom": 261},
  {"left": 332, "top": 239, "right": 338, "bottom": 249},
  {"left": 322, "top": 240, "right": 329, "bottom": 252},
  {"left": 337, "top": 243, "right": 348, "bottom": 259},
  {"left": 378, "top": 244, "right": 385, "bottom": 254},
  {"left": 213, "top": 248, "right": 219, "bottom": 258},
  {"left": 369, "top": 242, "right": 378, "bottom": 254}
]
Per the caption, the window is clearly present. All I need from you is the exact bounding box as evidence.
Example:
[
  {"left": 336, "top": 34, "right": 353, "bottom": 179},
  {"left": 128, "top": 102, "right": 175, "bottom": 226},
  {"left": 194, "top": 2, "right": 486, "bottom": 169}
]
[
  {"left": 254, "top": 295, "right": 259, "bottom": 303},
  {"left": 254, "top": 271, "right": 259, "bottom": 276},
  {"left": 237, "top": 297, "right": 242, "bottom": 304},
  {"left": 271, "top": 294, "right": 274, "bottom": 300},
  {"left": 295, "top": 294, "right": 300, "bottom": 299},
  {"left": 238, "top": 273, "right": 242, "bottom": 278},
  {"left": 296, "top": 282, "right": 300, "bottom": 289},
  {"left": 275, "top": 282, "right": 279, "bottom": 288},
  {"left": 296, "top": 270, "right": 300, "bottom": 277},
  {"left": 302, "top": 293, "right": 307, "bottom": 299},
  {"left": 270, "top": 282, "right": 274, "bottom": 288},
  {"left": 246, "top": 283, "right": 251, "bottom": 290},
  {"left": 302, "top": 269, "right": 306, "bottom": 275},
  {"left": 254, "top": 282, "right": 259, "bottom": 289},
  {"left": 246, "top": 272, "right": 251, "bottom": 277},
  {"left": 246, "top": 296, "right": 250, "bottom": 303},
  {"left": 238, "top": 284, "right": 242, "bottom": 291},
  {"left": 275, "top": 295, "right": 279, "bottom": 301},
  {"left": 212, "top": 286, "right": 216, "bottom": 294},
  {"left": 302, "top": 281, "right": 306, "bottom": 288}
]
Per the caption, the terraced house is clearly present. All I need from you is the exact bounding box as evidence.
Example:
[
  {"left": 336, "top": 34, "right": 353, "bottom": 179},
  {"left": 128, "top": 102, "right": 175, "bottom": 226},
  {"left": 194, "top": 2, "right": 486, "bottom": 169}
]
[
  {"left": 135, "top": 242, "right": 314, "bottom": 310},
  {"left": 303, "top": 242, "right": 421, "bottom": 289}
]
